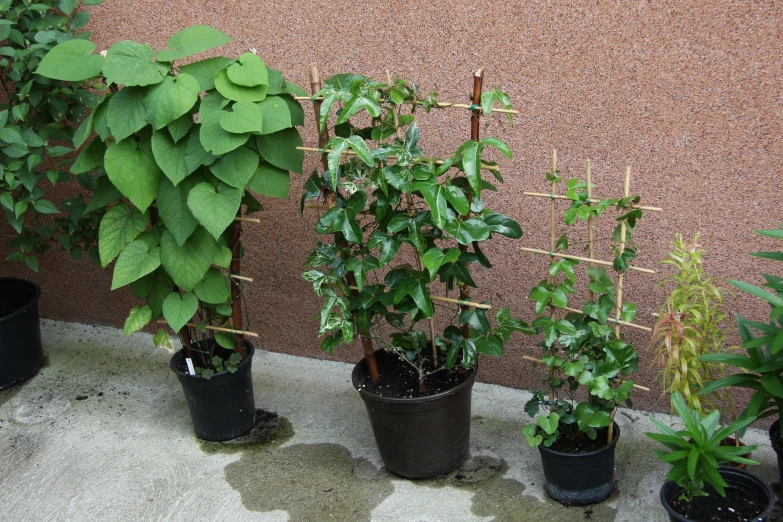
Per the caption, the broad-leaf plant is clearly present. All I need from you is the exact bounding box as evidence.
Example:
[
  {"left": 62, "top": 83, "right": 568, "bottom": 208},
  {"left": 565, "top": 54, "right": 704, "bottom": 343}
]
[
  {"left": 1, "top": 0, "right": 105, "bottom": 270},
  {"left": 522, "top": 173, "right": 644, "bottom": 448},
  {"left": 302, "top": 73, "right": 528, "bottom": 391},
  {"left": 36, "top": 25, "right": 305, "bottom": 376}
]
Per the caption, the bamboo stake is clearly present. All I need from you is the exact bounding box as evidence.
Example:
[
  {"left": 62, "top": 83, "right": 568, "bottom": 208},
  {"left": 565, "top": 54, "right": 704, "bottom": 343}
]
[
  {"left": 587, "top": 160, "right": 595, "bottom": 301},
  {"left": 234, "top": 217, "right": 260, "bottom": 223},
  {"left": 547, "top": 149, "right": 558, "bottom": 404},
  {"left": 522, "top": 192, "right": 662, "bottom": 212},
  {"left": 348, "top": 286, "right": 492, "bottom": 309},
  {"left": 297, "top": 146, "right": 501, "bottom": 172},
  {"left": 615, "top": 167, "right": 631, "bottom": 338},
  {"left": 229, "top": 212, "right": 245, "bottom": 359},
  {"left": 157, "top": 320, "right": 260, "bottom": 338},
  {"left": 309, "top": 63, "right": 330, "bottom": 173},
  {"left": 519, "top": 247, "right": 655, "bottom": 274},
  {"left": 293, "top": 96, "right": 519, "bottom": 115},
  {"left": 521, "top": 356, "right": 650, "bottom": 392},
  {"left": 229, "top": 274, "right": 253, "bottom": 282},
  {"left": 524, "top": 299, "right": 651, "bottom": 332}
]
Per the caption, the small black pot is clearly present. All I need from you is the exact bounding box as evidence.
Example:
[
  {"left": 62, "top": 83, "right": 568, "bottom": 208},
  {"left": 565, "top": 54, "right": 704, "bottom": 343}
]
[
  {"left": 660, "top": 466, "right": 774, "bottom": 522},
  {"left": 537, "top": 423, "right": 619, "bottom": 505},
  {"left": 0, "top": 278, "right": 43, "bottom": 390},
  {"left": 352, "top": 349, "right": 476, "bottom": 479},
  {"left": 170, "top": 341, "right": 256, "bottom": 442},
  {"left": 769, "top": 419, "right": 783, "bottom": 480}
]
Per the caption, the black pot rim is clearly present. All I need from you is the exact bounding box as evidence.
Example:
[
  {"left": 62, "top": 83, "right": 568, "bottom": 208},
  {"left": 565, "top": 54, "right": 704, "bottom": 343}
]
[
  {"left": 537, "top": 422, "right": 621, "bottom": 458},
  {"left": 170, "top": 340, "right": 255, "bottom": 381},
  {"left": 659, "top": 466, "right": 775, "bottom": 522},
  {"left": 0, "top": 277, "right": 41, "bottom": 324},
  {"left": 351, "top": 349, "right": 476, "bottom": 405}
]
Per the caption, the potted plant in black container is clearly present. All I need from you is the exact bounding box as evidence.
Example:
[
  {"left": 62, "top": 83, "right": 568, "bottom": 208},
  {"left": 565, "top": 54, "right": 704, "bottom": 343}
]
[
  {"left": 648, "top": 391, "right": 772, "bottom": 522},
  {"left": 37, "top": 25, "right": 305, "bottom": 440},
  {"left": 302, "top": 71, "right": 526, "bottom": 478},
  {"left": 1, "top": 0, "right": 107, "bottom": 389}
]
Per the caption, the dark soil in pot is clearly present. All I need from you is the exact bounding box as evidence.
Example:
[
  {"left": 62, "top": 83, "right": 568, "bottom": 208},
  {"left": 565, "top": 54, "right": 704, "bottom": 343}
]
[
  {"left": 171, "top": 340, "right": 256, "bottom": 442},
  {"left": 537, "top": 422, "right": 620, "bottom": 506},
  {"left": 352, "top": 349, "right": 475, "bottom": 479},
  {"left": 661, "top": 467, "right": 774, "bottom": 522},
  {"left": 0, "top": 278, "right": 43, "bottom": 390}
]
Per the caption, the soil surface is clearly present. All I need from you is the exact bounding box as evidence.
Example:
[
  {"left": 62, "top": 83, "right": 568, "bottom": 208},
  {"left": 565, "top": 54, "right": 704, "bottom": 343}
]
[
  {"left": 547, "top": 422, "right": 615, "bottom": 454},
  {"left": 356, "top": 351, "right": 469, "bottom": 399},
  {"left": 671, "top": 486, "right": 768, "bottom": 522}
]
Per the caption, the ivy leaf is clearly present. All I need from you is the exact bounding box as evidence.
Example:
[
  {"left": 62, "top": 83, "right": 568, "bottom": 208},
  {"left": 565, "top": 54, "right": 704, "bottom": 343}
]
[
  {"left": 36, "top": 39, "right": 103, "bottom": 81},
  {"left": 367, "top": 232, "right": 401, "bottom": 266},
  {"left": 383, "top": 165, "right": 412, "bottom": 193},
  {"left": 194, "top": 267, "right": 231, "bottom": 304},
  {"left": 123, "top": 305, "right": 152, "bottom": 335},
  {"left": 159, "top": 227, "right": 217, "bottom": 292},
  {"left": 337, "top": 92, "right": 382, "bottom": 123},
  {"left": 496, "top": 307, "right": 534, "bottom": 341},
  {"left": 186, "top": 182, "right": 242, "bottom": 240},
  {"left": 104, "top": 136, "right": 162, "bottom": 213},
  {"left": 421, "top": 247, "right": 460, "bottom": 281},
  {"left": 102, "top": 40, "right": 168, "bottom": 86},
  {"left": 144, "top": 74, "right": 201, "bottom": 130},
  {"left": 459, "top": 308, "right": 490, "bottom": 334},
  {"left": 111, "top": 240, "right": 161, "bottom": 290},
  {"left": 208, "top": 146, "right": 259, "bottom": 189},
  {"left": 317, "top": 207, "right": 362, "bottom": 244},
  {"left": 393, "top": 277, "right": 433, "bottom": 318},
  {"left": 387, "top": 213, "right": 425, "bottom": 251},
  {"left": 98, "top": 202, "right": 149, "bottom": 267},
  {"left": 461, "top": 140, "right": 482, "bottom": 197},
  {"left": 443, "top": 184, "right": 470, "bottom": 215},
  {"left": 413, "top": 178, "right": 448, "bottom": 229},
  {"left": 483, "top": 212, "right": 522, "bottom": 238},
  {"left": 345, "top": 255, "right": 379, "bottom": 291},
  {"left": 444, "top": 218, "right": 490, "bottom": 245},
  {"left": 155, "top": 25, "right": 231, "bottom": 62},
  {"left": 474, "top": 334, "right": 504, "bottom": 356},
  {"left": 162, "top": 292, "right": 198, "bottom": 333},
  {"left": 107, "top": 86, "right": 147, "bottom": 142}
]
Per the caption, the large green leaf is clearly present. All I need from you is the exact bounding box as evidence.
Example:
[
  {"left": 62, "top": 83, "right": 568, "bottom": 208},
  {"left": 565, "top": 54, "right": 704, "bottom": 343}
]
[
  {"left": 197, "top": 90, "right": 230, "bottom": 123},
  {"left": 345, "top": 255, "right": 379, "bottom": 291},
  {"left": 460, "top": 308, "right": 490, "bottom": 334},
  {"left": 162, "top": 292, "right": 198, "bottom": 333},
  {"left": 317, "top": 207, "right": 363, "bottom": 244},
  {"left": 219, "top": 101, "right": 264, "bottom": 133},
  {"left": 257, "top": 96, "right": 292, "bottom": 134},
  {"left": 155, "top": 25, "right": 231, "bottom": 62},
  {"left": 194, "top": 267, "right": 231, "bottom": 304},
  {"left": 208, "top": 146, "right": 259, "bottom": 188},
  {"left": 102, "top": 41, "right": 168, "bottom": 86},
  {"left": 421, "top": 247, "right": 461, "bottom": 281},
  {"left": 123, "top": 305, "right": 152, "bottom": 335},
  {"left": 144, "top": 74, "right": 201, "bottom": 130},
  {"left": 70, "top": 138, "right": 106, "bottom": 174},
  {"left": 226, "top": 52, "right": 268, "bottom": 87},
  {"left": 179, "top": 56, "right": 234, "bottom": 91},
  {"left": 215, "top": 69, "right": 268, "bottom": 102},
  {"left": 461, "top": 140, "right": 482, "bottom": 197},
  {"left": 107, "top": 87, "right": 148, "bottom": 142},
  {"left": 443, "top": 184, "right": 470, "bottom": 215},
  {"left": 413, "top": 178, "right": 448, "bottom": 229},
  {"left": 167, "top": 113, "right": 193, "bottom": 143},
  {"left": 246, "top": 162, "right": 289, "bottom": 199},
  {"left": 111, "top": 240, "right": 161, "bottom": 290},
  {"left": 151, "top": 128, "right": 208, "bottom": 186},
  {"left": 367, "top": 232, "right": 401, "bottom": 266},
  {"left": 98, "top": 202, "right": 149, "bottom": 267},
  {"left": 484, "top": 212, "right": 522, "bottom": 238},
  {"left": 200, "top": 110, "right": 249, "bottom": 155},
  {"left": 157, "top": 175, "right": 200, "bottom": 246},
  {"left": 160, "top": 227, "right": 217, "bottom": 292},
  {"left": 186, "top": 182, "right": 241, "bottom": 240},
  {"left": 444, "top": 218, "right": 491, "bottom": 245},
  {"left": 35, "top": 39, "right": 103, "bottom": 81},
  {"left": 104, "top": 137, "right": 162, "bottom": 213},
  {"left": 256, "top": 128, "right": 303, "bottom": 173}
]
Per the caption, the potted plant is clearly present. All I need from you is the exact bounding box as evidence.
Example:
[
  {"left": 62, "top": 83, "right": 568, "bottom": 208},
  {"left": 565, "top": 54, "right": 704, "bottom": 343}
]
[
  {"left": 0, "top": 0, "right": 106, "bottom": 389},
  {"left": 647, "top": 391, "right": 772, "bottom": 522},
  {"left": 521, "top": 172, "right": 643, "bottom": 505},
  {"left": 36, "top": 25, "right": 305, "bottom": 440},
  {"left": 651, "top": 233, "right": 749, "bottom": 464},
  {"left": 302, "top": 72, "right": 526, "bottom": 478},
  {"left": 697, "top": 225, "right": 783, "bottom": 478}
]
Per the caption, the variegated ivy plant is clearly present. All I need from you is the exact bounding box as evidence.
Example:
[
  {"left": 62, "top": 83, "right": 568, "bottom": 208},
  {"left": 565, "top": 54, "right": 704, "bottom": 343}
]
[
  {"left": 522, "top": 173, "right": 644, "bottom": 448},
  {"left": 302, "top": 73, "right": 530, "bottom": 390},
  {"left": 36, "top": 25, "right": 305, "bottom": 375}
]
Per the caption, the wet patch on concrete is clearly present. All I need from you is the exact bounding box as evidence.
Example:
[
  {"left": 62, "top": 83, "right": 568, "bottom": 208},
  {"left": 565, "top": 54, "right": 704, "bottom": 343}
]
[
  {"left": 197, "top": 409, "right": 294, "bottom": 455},
  {"left": 12, "top": 391, "right": 70, "bottom": 424}
]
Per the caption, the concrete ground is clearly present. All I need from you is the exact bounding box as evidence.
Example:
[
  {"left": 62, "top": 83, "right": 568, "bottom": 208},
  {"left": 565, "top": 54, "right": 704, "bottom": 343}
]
[{"left": 0, "top": 320, "right": 780, "bottom": 522}]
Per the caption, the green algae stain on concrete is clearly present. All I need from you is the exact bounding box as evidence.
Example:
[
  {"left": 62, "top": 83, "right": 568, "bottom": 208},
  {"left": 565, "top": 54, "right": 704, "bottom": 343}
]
[{"left": 196, "top": 410, "right": 294, "bottom": 455}]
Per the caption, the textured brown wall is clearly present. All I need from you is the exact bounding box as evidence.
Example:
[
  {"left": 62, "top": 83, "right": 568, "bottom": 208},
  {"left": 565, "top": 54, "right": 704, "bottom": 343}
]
[{"left": 3, "top": 1, "right": 781, "bottom": 413}]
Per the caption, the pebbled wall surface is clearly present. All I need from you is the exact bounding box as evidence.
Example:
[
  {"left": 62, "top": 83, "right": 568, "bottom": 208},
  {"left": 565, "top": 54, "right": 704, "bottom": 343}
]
[{"left": 2, "top": 0, "right": 781, "bottom": 413}]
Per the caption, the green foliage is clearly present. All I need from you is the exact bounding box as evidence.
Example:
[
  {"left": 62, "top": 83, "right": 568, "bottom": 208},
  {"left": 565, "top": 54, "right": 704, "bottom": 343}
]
[
  {"left": 522, "top": 168, "right": 644, "bottom": 447},
  {"left": 647, "top": 392, "right": 758, "bottom": 503},
  {"left": 698, "top": 225, "right": 783, "bottom": 439},
  {"left": 651, "top": 234, "right": 734, "bottom": 419},
  {"left": 1, "top": 0, "right": 106, "bottom": 269},
  {"left": 302, "top": 73, "right": 526, "bottom": 382},
  {"left": 36, "top": 25, "right": 305, "bottom": 373}
]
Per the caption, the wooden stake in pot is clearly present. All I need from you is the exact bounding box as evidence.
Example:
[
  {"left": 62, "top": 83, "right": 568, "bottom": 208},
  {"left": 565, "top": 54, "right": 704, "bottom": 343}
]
[{"left": 230, "top": 212, "right": 246, "bottom": 360}]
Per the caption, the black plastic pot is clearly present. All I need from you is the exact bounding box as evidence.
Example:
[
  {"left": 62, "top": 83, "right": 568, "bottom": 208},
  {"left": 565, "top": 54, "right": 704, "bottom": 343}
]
[
  {"left": 170, "top": 341, "right": 256, "bottom": 442},
  {"left": 769, "top": 419, "right": 783, "bottom": 480},
  {"left": 352, "top": 349, "right": 476, "bottom": 479},
  {"left": 0, "top": 277, "right": 43, "bottom": 390},
  {"left": 537, "top": 423, "right": 619, "bottom": 505},
  {"left": 660, "top": 466, "right": 774, "bottom": 522}
]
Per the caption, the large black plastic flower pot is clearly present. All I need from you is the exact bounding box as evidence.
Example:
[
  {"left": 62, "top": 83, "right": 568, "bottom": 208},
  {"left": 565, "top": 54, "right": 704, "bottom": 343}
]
[
  {"left": 769, "top": 419, "right": 783, "bottom": 481},
  {"left": 170, "top": 341, "right": 256, "bottom": 442},
  {"left": 0, "top": 277, "right": 43, "bottom": 390}
]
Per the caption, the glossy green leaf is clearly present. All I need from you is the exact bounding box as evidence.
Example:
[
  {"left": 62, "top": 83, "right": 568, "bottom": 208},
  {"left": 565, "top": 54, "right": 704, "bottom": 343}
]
[
  {"left": 111, "top": 240, "right": 161, "bottom": 290},
  {"left": 159, "top": 227, "right": 217, "bottom": 292},
  {"left": 102, "top": 41, "right": 168, "bottom": 86},
  {"left": 421, "top": 247, "right": 460, "bottom": 281},
  {"left": 317, "top": 207, "right": 362, "bottom": 244},
  {"left": 162, "top": 292, "right": 198, "bottom": 332},
  {"left": 36, "top": 39, "right": 103, "bottom": 81},
  {"left": 187, "top": 182, "right": 242, "bottom": 240},
  {"left": 208, "top": 146, "right": 259, "bottom": 188},
  {"left": 461, "top": 140, "right": 482, "bottom": 197},
  {"left": 460, "top": 308, "right": 490, "bottom": 334},
  {"left": 144, "top": 74, "right": 201, "bottom": 130},
  {"left": 367, "top": 232, "right": 402, "bottom": 266},
  {"left": 443, "top": 184, "right": 470, "bottom": 215},
  {"left": 155, "top": 25, "right": 231, "bottom": 62},
  {"left": 474, "top": 334, "right": 503, "bottom": 356},
  {"left": 104, "top": 137, "right": 162, "bottom": 213},
  {"left": 85, "top": 175, "right": 123, "bottom": 213},
  {"left": 444, "top": 218, "right": 491, "bottom": 245},
  {"left": 345, "top": 255, "right": 379, "bottom": 291},
  {"left": 483, "top": 212, "right": 522, "bottom": 238},
  {"left": 413, "top": 178, "right": 448, "bottom": 229},
  {"left": 98, "top": 202, "right": 149, "bottom": 267}
]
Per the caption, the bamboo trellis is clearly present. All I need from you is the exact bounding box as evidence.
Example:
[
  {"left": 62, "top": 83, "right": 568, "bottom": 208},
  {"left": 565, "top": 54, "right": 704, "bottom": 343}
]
[{"left": 519, "top": 151, "right": 661, "bottom": 440}]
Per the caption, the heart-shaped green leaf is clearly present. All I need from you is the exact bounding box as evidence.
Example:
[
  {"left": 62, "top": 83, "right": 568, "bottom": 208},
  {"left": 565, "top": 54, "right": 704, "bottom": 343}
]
[
  {"left": 151, "top": 128, "right": 209, "bottom": 186},
  {"left": 226, "top": 52, "right": 268, "bottom": 87},
  {"left": 538, "top": 412, "right": 560, "bottom": 435},
  {"left": 162, "top": 292, "right": 198, "bottom": 333},
  {"left": 200, "top": 110, "right": 249, "bottom": 155},
  {"left": 123, "top": 305, "right": 152, "bottom": 335},
  {"left": 160, "top": 227, "right": 217, "bottom": 292},
  {"left": 194, "top": 267, "right": 231, "bottom": 304},
  {"left": 155, "top": 25, "right": 231, "bottom": 63},
  {"left": 104, "top": 137, "right": 162, "bottom": 213},
  {"left": 256, "top": 128, "right": 303, "bottom": 173},
  {"left": 107, "top": 87, "right": 147, "bottom": 142},
  {"left": 144, "top": 74, "right": 201, "bottom": 130},
  {"left": 98, "top": 202, "right": 149, "bottom": 267},
  {"left": 36, "top": 39, "right": 103, "bottom": 81},
  {"left": 179, "top": 56, "right": 234, "bottom": 91},
  {"left": 246, "top": 163, "right": 289, "bottom": 199},
  {"left": 187, "top": 182, "right": 242, "bottom": 240},
  {"left": 102, "top": 41, "right": 169, "bottom": 86},
  {"left": 257, "top": 96, "right": 292, "bottom": 134},
  {"left": 208, "top": 146, "right": 259, "bottom": 188},
  {"left": 111, "top": 240, "right": 161, "bottom": 290},
  {"left": 215, "top": 69, "right": 268, "bottom": 102},
  {"left": 219, "top": 101, "right": 264, "bottom": 133},
  {"left": 157, "top": 175, "right": 200, "bottom": 246}
]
